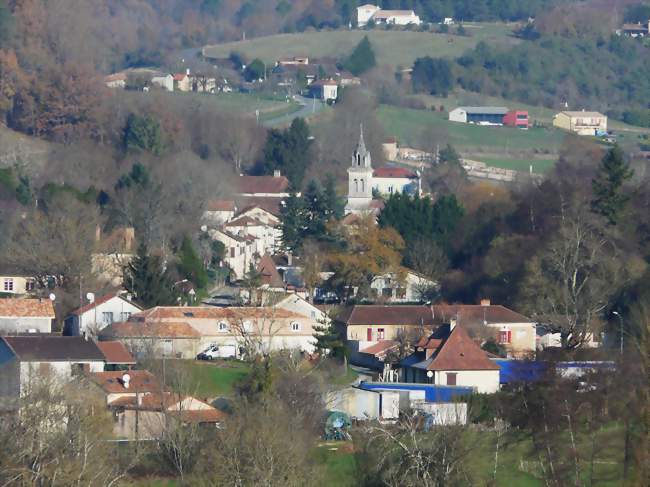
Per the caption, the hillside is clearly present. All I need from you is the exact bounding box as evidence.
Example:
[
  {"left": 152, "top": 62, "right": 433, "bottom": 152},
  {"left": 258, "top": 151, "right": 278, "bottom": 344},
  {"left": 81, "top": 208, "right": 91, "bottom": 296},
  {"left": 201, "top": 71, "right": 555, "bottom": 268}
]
[{"left": 203, "top": 24, "right": 518, "bottom": 69}]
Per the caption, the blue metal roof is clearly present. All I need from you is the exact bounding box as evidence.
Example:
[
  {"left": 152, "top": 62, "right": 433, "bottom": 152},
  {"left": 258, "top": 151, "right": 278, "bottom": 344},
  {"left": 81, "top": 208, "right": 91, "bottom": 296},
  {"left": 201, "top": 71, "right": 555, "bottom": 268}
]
[
  {"left": 494, "top": 360, "right": 547, "bottom": 384},
  {"left": 359, "top": 382, "right": 474, "bottom": 403}
]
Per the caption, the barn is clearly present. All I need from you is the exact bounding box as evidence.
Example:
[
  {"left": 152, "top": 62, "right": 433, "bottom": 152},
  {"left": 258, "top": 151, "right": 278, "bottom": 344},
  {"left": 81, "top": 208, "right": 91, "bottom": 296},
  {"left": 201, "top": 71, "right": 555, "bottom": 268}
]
[{"left": 449, "top": 106, "right": 509, "bottom": 125}]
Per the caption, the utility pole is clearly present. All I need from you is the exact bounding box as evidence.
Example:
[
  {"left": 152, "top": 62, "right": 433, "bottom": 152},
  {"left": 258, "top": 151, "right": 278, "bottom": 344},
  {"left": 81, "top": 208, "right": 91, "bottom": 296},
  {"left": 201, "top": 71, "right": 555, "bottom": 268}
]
[{"left": 613, "top": 311, "right": 623, "bottom": 355}]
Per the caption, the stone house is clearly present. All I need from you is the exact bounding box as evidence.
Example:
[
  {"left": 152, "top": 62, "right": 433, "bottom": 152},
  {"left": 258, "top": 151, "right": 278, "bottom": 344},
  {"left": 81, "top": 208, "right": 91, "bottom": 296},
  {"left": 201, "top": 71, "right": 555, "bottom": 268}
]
[{"left": 0, "top": 298, "right": 55, "bottom": 334}]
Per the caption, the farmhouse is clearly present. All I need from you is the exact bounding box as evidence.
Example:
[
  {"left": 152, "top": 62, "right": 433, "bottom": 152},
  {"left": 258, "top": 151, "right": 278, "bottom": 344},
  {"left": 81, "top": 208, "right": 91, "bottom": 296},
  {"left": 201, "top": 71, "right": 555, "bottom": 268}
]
[
  {"left": 553, "top": 110, "right": 607, "bottom": 136},
  {"left": 104, "top": 72, "right": 127, "bottom": 89},
  {"left": 357, "top": 4, "right": 421, "bottom": 27},
  {"left": 309, "top": 79, "right": 338, "bottom": 101},
  {"left": 449, "top": 106, "right": 509, "bottom": 125},
  {"left": 64, "top": 292, "right": 142, "bottom": 337}
]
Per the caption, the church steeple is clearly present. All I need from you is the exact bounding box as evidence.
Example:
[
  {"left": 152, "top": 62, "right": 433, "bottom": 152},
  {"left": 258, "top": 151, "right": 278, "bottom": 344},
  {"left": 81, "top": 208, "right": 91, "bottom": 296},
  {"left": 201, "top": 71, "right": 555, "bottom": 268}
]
[{"left": 352, "top": 124, "right": 372, "bottom": 168}]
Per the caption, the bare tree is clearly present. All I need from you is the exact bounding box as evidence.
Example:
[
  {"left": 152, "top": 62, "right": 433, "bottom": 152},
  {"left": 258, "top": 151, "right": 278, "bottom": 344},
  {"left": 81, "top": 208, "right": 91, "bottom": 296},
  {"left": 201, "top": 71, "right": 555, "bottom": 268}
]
[
  {"left": 405, "top": 238, "right": 448, "bottom": 302},
  {"left": 229, "top": 308, "right": 284, "bottom": 359},
  {"left": 519, "top": 209, "right": 627, "bottom": 349},
  {"left": 219, "top": 117, "right": 263, "bottom": 173},
  {"left": 356, "top": 412, "right": 472, "bottom": 487}
]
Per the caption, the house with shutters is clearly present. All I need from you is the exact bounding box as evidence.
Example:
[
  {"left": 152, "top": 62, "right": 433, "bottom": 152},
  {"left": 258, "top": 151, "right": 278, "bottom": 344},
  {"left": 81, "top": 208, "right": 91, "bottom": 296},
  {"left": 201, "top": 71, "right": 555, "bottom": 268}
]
[{"left": 339, "top": 301, "right": 536, "bottom": 361}]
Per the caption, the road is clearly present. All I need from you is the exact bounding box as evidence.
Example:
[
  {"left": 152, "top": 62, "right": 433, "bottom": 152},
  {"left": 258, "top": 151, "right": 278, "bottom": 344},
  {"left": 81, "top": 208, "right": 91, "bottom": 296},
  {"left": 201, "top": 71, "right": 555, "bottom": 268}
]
[{"left": 262, "top": 95, "right": 327, "bottom": 127}]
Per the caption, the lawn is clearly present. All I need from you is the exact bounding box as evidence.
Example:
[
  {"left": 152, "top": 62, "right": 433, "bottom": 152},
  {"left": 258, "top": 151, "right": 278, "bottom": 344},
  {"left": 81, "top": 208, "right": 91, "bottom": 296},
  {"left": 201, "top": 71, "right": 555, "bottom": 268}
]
[
  {"left": 313, "top": 442, "right": 358, "bottom": 487},
  {"left": 480, "top": 157, "right": 556, "bottom": 173},
  {"left": 178, "top": 91, "right": 298, "bottom": 117},
  {"left": 176, "top": 359, "right": 251, "bottom": 397},
  {"left": 203, "top": 23, "right": 517, "bottom": 70},
  {"left": 377, "top": 104, "right": 566, "bottom": 163}
]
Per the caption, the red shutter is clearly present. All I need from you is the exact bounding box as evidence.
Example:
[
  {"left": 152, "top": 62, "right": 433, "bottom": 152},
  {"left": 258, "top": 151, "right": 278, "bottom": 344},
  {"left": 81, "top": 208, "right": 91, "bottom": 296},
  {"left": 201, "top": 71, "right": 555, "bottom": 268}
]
[
  {"left": 507, "top": 330, "right": 512, "bottom": 343},
  {"left": 367, "top": 328, "right": 373, "bottom": 341}
]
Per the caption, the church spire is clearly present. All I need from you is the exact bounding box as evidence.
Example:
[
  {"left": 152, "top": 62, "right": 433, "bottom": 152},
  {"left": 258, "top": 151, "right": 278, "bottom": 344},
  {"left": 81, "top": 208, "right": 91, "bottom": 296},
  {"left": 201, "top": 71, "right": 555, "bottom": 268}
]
[{"left": 356, "top": 123, "right": 367, "bottom": 156}]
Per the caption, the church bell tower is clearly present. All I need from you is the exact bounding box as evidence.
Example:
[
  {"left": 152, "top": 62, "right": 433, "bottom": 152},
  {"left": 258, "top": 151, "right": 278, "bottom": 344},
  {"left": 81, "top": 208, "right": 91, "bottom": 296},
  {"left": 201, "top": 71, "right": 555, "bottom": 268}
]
[{"left": 345, "top": 125, "right": 374, "bottom": 214}]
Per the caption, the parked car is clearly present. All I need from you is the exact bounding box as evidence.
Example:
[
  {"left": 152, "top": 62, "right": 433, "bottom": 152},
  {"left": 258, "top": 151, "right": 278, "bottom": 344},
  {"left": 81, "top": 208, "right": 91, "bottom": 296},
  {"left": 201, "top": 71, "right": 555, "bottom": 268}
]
[{"left": 196, "top": 344, "right": 237, "bottom": 360}]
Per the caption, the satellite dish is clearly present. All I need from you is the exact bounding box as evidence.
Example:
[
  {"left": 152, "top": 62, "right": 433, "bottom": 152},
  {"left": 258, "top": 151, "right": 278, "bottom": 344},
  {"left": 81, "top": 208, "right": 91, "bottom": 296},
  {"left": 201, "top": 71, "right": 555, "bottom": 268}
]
[
  {"left": 86, "top": 292, "right": 95, "bottom": 303},
  {"left": 200, "top": 225, "right": 208, "bottom": 232},
  {"left": 426, "top": 371, "right": 434, "bottom": 378},
  {"left": 122, "top": 373, "right": 131, "bottom": 389},
  {"left": 48, "top": 293, "right": 56, "bottom": 301}
]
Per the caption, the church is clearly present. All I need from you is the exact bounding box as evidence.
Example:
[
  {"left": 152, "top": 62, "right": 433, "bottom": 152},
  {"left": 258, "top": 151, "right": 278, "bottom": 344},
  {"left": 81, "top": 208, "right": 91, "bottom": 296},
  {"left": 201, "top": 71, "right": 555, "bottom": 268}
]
[{"left": 345, "top": 126, "right": 421, "bottom": 215}]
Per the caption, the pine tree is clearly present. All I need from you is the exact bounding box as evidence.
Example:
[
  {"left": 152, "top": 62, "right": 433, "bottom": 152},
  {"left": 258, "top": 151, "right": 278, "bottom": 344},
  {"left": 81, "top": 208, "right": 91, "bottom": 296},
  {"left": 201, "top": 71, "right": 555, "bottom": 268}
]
[
  {"left": 591, "top": 145, "right": 633, "bottom": 225},
  {"left": 303, "top": 180, "right": 327, "bottom": 239},
  {"left": 280, "top": 192, "right": 306, "bottom": 252},
  {"left": 177, "top": 235, "right": 209, "bottom": 290},
  {"left": 124, "top": 243, "right": 178, "bottom": 308},
  {"left": 312, "top": 319, "right": 345, "bottom": 359},
  {"left": 322, "top": 174, "right": 344, "bottom": 221},
  {"left": 344, "top": 35, "right": 376, "bottom": 75}
]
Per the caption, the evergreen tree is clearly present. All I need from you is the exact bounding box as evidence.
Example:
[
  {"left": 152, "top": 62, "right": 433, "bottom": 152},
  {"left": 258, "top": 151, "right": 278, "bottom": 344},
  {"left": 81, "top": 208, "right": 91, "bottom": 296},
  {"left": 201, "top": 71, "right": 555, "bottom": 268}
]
[
  {"left": 280, "top": 192, "right": 306, "bottom": 251},
  {"left": 124, "top": 243, "right": 178, "bottom": 308},
  {"left": 262, "top": 117, "right": 312, "bottom": 190},
  {"left": 303, "top": 180, "right": 327, "bottom": 239},
  {"left": 312, "top": 319, "right": 345, "bottom": 359},
  {"left": 177, "top": 235, "right": 209, "bottom": 290},
  {"left": 322, "top": 174, "right": 345, "bottom": 221},
  {"left": 344, "top": 35, "right": 376, "bottom": 75},
  {"left": 124, "top": 114, "right": 163, "bottom": 155},
  {"left": 591, "top": 145, "right": 633, "bottom": 225}
]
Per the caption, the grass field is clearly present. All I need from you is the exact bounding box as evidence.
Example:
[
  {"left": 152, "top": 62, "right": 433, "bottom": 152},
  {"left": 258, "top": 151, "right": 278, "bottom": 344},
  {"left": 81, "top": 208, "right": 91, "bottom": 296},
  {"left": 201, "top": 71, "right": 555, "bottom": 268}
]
[
  {"left": 177, "top": 359, "right": 251, "bottom": 397},
  {"left": 203, "top": 24, "right": 517, "bottom": 69},
  {"left": 377, "top": 104, "right": 566, "bottom": 164},
  {"left": 179, "top": 91, "right": 298, "bottom": 117},
  {"left": 480, "top": 157, "right": 556, "bottom": 173}
]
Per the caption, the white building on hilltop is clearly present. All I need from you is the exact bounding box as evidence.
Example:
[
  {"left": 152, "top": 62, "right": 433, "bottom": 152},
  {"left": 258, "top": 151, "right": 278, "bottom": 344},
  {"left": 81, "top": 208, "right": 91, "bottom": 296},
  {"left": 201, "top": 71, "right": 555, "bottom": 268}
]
[{"left": 357, "top": 4, "right": 421, "bottom": 27}]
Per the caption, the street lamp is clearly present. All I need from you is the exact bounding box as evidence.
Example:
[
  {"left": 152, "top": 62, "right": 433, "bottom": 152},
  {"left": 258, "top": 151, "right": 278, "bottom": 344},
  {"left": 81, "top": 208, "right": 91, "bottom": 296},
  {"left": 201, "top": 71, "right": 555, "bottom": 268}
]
[{"left": 612, "top": 311, "right": 623, "bottom": 355}]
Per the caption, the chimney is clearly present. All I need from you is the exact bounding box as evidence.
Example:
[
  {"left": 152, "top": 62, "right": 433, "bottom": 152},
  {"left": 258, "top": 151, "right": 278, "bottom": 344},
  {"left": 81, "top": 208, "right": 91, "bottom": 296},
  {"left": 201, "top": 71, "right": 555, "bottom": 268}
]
[
  {"left": 480, "top": 299, "right": 491, "bottom": 306},
  {"left": 273, "top": 169, "right": 281, "bottom": 178}
]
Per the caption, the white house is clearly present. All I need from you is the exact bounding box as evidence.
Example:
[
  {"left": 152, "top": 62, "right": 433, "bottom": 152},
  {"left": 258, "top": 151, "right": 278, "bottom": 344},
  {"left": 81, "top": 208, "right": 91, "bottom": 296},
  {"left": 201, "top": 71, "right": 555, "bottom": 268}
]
[
  {"left": 0, "top": 336, "right": 106, "bottom": 407},
  {"left": 309, "top": 79, "right": 338, "bottom": 101},
  {"left": 101, "top": 305, "right": 319, "bottom": 359},
  {"left": 0, "top": 298, "right": 55, "bottom": 334},
  {"left": 400, "top": 324, "right": 501, "bottom": 394},
  {"left": 63, "top": 293, "right": 142, "bottom": 337},
  {"left": 223, "top": 212, "right": 280, "bottom": 257},
  {"left": 151, "top": 74, "right": 174, "bottom": 92},
  {"left": 370, "top": 270, "right": 436, "bottom": 303},
  {"left": 357, "top": 4, "right": 421, "bottom": 27},
  {"left": 203, "top": 200, "right": 237, "bottom": 226},
  {"left": 209, "top": 229, "right": 257, "bottom": 279},
  {"left": 104, "top": 73, "right": 127, "bottom": 89},
  {"left": 372, "top": 167, "right": 421, "bottom": 196}
]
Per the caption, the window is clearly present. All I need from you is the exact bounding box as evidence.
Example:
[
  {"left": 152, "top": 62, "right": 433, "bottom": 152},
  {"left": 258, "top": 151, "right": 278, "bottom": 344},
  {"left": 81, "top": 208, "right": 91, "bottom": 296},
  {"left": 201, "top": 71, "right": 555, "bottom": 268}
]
[
  {"left": 121, "top": 312, "right": 131, "bottom": 321},
  {"left": 361, "top": 179, "right": 365, "bottom": 192},
  {"left": 396, "top": 288, "right": 407, "bottom": 299},
  {"left": 382, "top": 287, "right": 393, "bottom": 297},
  {"left": 3, "top": 278, "right": 13, "bottom": 292},
  {"left": 102, "top": 312, "right": 114, "bottom": 325},
  {"left": 291, "top": 322, "right": 300, "bottom": 332},
  {"left": 499, "top": 330, "right": 512, "bottom": 344},
  {"left": 388, "top": 185, "right": 394, "bottom": 194},
  {"left": 446, "top": 373, "right": 457, "bottom": 386},
  {"left": 25, "top": 280, "right": 35, "bottom": 291},
  {"left": 310, "top": 311, "right": 316, "bottom": 319},
  {"left": 377, "top": 328, "right": 385, "bottom": 340},
  {"left": 516, "top": 114, "right": 527, "bottom": 120},
  {"left": 161, "top": 339, "right": 173, "bottom": 356},
  {"left": 354, "top": 179, "right": 358, "bottom": 192},
  {"left": 218, "top": 322, "right": 228, "bottom": 332},
  {"left": 230, "top": 247, "right": 235, "bottom": 258}
]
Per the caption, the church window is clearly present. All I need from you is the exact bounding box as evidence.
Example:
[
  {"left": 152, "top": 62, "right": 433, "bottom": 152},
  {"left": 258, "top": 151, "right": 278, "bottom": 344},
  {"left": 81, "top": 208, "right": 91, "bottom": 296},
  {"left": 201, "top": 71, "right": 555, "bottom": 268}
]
[
  {"left": 354, "top": 179, "right": 358, "bottom": 192},
  {"left": 357, "top": 154, "right": 361, "bottom": 166},
  {"left": 361, "top": 179, "right": 365, "bottom": 192}
]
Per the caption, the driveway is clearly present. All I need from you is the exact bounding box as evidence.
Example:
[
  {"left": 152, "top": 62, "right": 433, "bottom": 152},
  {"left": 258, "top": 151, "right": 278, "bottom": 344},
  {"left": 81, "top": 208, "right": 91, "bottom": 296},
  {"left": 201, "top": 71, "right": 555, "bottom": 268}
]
[{"left": 262, "top": 95, "right": 327, "bottom": 127}]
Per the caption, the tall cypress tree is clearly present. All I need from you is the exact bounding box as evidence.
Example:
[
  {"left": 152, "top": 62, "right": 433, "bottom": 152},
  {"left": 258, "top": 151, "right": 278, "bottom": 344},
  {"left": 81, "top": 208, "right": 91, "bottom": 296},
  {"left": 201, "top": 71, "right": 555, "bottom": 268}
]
[
  {"left": 177, "top": 235, "right": 209, "bottom": 290},
  {"left": 280, "top": 192, "right": 306, "bottom": 252},
  {"left": 591, "top": 145, "right": 633, "bottom": 225},
  {"left": 344, "top": 35, "right": 376, "bottom": 75},
  {"left": 124, "top": 243, "right": 178, "bottom": 308}
]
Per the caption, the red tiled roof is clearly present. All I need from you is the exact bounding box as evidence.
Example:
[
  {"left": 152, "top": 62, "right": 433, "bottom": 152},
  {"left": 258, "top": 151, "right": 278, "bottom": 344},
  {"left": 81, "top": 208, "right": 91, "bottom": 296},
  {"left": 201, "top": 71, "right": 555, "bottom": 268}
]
[
  {"left": 428, "top": 326, "right": 500, "bottom": 371},
  {"left": 173, "top": 73, "right": 188, "bottom": 81},
  {"left": 100, "top": 321, "right": 201, "bottom": 338},
  {"left": 0, "top": 298, "right": 55, "bottom": 318},
  {"left": 237, "top": 175, "right": 289, "bottom": 195},
  {"left": 89, "top": 370, "right": 162, "bottom": 394},
  {"left": 373, "top": 167, "right": 417, "bottom": 178},
  {"left": 206, "top": 199, "right": 236, "bottom": 212},
  {"left": 104, "top": 73, "right": 127, "bottom": 82},
  {"left": 257, "top": 254, "right": 284, "bottom": 289},
  {"left": 68, "top": 293, "right": 140, "bottom": 317},
  {"left": 415, "top": 337, "right": 442, "bottom": 350},
  {"left": 96, "top": 341, "right": 136, "bottom": 364},
  {"left": 360, "top": 340, "right": 398, "bottom": 357},
  {"left": 131, "top": 306, "right": 301, "bottom": 321}
]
